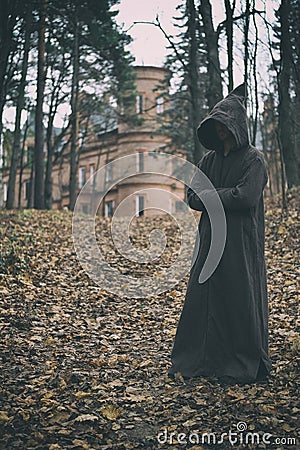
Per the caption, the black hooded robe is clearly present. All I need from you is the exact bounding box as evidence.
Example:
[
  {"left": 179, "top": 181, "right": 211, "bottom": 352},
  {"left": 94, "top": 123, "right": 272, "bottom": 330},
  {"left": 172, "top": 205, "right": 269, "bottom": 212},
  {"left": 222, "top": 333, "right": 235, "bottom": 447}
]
[{"left": 168, "top": 84, "right": 272, "bottom": 384}]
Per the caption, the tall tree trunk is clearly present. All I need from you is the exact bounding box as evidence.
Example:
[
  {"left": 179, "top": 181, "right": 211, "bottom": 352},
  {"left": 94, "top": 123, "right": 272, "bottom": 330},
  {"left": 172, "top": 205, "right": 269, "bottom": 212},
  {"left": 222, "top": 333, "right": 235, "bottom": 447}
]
[
  {"left": 44, "top": 67, "right": 68, "bottom": 209},
  {"left": 292, "top": 95, "right": 300, "bottom": 182},
  {"left": 187, "top": 0, "right": 203, "bottom": 164},
  {"left": 199, "top": 0, "right": 223, "bottom": 109},
  {"left": 7, "top": 10, "right": 31, "bottom": 209},
  {"left": 251, "top": 12, "right": 259, "bottom": 145},
  {"left": 0, "top": 0, "right": 17, "bottom": 207},
  {"left": 260, "top": 120, "right": 272, "bottom": 195},
  {"left": 274, "top": 146, "right": 281, "bottom": 195},
  {"left": 69, "top": 11, "right": 80, "bottom": 211},
  {"left": 224, "top": 0, "right": 235, "bottom": 92},
  {"left": 289, "top": 0, "right": 300, "bottom": 179},
  {"left": 278, "top": 0, "right": 299, "bottom": 187},
  {"left": 243, "top": 0, "right": 250, "bottom": 87},
  {"left": 277, "top": 131, "right": 287, "bottom": 210},
  {"left": 34, "top": 0, "right": 47, "bottom": 209},
  {"left": 18, "top": 118, "right": 29, "bottom": 208},
  {"left": 44, "top": 116, "right": 54, "bottom": 209},
  {"left": 27, "top": 156, "right": 35, "bottom": 208}
]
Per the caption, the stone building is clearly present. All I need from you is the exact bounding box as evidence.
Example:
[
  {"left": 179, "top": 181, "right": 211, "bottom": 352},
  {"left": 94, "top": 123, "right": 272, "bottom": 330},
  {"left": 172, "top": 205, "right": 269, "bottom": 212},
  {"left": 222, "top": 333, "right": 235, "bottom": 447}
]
[
  {"left": 55, "top": 65, "right": 185, "bottom": 217},
  {"left": 2, "top": 66, "right": 185, "bottom": 216},
  {"left": 3, "top": 67, "right": 281, "bottom": 214}
]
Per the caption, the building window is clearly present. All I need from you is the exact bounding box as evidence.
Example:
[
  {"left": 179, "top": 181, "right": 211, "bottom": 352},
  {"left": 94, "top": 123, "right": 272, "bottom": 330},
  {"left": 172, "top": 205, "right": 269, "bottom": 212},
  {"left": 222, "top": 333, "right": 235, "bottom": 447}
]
[
  {"left": 156, "top": 96, "right": 164, "bottom": 114},
  {"left": 136, "top": 195, "right": 144, "bottom": 217},
  {"left": 105, "top": 200, "right": 115, "bottom": 217},
  {"left": 89, "top": 164, "right": 95, "bottom": 186},
  {"left": 78, "top": 131, "right": 84, "bottom": 147},
  {"left": 175, "top": 200, "right": 187, "bottom": 212},
  {"left": 109, "top": 95, "right": 117, "bottom": 108},
  {"left": 136, "top": 152, "right": 144, "bottom": 173},
  {"left": 105, "top": 163, "right": 112, "bottom": 182},
  {"left": 3, "top": 183, "right": 7, "bottom": 202},
  {"left": 136, "top": 94, "right": 143, "bottom": 114},
  {"left": 119, "top": 101, "right": 125, "bottom": 115},
  {"left": 25, "top": 146, "right": 34, "bottom": 164},
  {"left": 24, "top": 180, "right": 31, "bottom": 200},
  {"left": 78, "top": 167, "right": 86, "bottom": 188},
  {"left": 2, "top": 145, "right": 7, "bottom": 167},
  {"left": 82, "top": 203, "right": 89, "bottom": 214}
]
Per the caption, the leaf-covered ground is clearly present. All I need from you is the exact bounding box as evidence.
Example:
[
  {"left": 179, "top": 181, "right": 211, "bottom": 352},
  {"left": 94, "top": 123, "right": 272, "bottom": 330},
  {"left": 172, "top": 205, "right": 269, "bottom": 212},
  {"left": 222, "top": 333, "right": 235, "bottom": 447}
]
[{"left": 0, "top": 189, "right": 299, "bottom": 450}]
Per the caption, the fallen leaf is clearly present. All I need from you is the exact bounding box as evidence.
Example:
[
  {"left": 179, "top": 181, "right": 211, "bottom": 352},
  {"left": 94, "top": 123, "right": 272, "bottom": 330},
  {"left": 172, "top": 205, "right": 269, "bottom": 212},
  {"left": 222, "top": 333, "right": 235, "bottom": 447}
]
[
  {"left": 101, "top": 404, "right": 122, "bottom": 421},
  {"left": 75, "top": 414, "right": 99, "bottom": 422}
]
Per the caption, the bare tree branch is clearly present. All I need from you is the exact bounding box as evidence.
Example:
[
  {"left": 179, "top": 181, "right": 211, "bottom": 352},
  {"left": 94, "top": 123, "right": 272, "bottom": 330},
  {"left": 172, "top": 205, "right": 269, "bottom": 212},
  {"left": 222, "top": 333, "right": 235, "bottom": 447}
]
[{"left": 127, "top": 17, "right": 188, "bottom": 70}]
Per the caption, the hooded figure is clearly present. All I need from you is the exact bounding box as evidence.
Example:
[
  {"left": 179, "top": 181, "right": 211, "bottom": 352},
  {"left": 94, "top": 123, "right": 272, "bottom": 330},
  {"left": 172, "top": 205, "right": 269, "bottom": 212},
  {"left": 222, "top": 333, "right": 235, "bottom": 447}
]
[{"left": 168, "top": 84, "right": 271, "bottom": 384}]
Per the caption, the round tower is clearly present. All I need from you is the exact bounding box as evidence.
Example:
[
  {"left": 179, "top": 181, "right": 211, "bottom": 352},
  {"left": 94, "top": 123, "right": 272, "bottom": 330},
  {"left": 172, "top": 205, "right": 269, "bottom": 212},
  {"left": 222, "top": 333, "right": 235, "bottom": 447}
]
[
  {"left": 114, "top": 66, "right": 184, "bottom": 217},
  {"left": 118, "top": 65, "right": 170, "bottom": 134}
]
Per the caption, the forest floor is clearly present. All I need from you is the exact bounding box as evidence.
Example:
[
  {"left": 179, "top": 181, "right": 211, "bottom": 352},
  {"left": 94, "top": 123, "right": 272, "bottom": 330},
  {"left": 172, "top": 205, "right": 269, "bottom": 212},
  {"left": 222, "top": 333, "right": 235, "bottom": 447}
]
[{"left": 0, "top": 189, "right": 299, "bottom": 450}]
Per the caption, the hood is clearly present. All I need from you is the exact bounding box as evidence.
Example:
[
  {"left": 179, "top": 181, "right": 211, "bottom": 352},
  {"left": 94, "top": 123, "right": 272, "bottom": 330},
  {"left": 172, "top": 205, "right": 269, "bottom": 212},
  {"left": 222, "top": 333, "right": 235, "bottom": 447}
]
[{"left": 197, "top": 83, "right": 250, "bottom": 151}]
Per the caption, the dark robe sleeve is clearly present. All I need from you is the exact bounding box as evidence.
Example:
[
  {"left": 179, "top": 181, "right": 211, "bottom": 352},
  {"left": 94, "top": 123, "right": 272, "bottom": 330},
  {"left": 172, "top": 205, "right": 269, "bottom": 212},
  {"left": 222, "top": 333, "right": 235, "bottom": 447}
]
[
  {"left": 187, "top": 155, "right": 208, "bottom": 211},
  {"left": 215, "top": 156, "right": 268, "bottom": 210},
  {"left": 188, "top": 155, "right": 267, "bottom": 212}
]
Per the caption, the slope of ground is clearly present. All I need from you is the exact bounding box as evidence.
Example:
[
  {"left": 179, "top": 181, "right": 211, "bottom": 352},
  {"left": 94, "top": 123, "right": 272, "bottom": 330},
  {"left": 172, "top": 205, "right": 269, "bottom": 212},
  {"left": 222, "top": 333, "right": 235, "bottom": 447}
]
[{"left": 0, "top": 189, "right": 299, "bottom": 449}]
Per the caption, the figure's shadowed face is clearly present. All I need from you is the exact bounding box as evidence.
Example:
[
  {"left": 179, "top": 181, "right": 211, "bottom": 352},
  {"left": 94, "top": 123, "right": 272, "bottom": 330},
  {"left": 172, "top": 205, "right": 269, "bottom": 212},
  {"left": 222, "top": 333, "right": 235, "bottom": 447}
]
[{"left": 214, "top": 120, "right": 232, "bottom": 142}]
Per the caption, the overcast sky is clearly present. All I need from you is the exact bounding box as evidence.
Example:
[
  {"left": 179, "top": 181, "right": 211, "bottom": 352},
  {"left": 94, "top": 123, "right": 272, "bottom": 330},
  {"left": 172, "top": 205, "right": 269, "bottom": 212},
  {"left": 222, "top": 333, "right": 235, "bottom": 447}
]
[
  {"left": 116, "top": 0, "right": 225, "bottom": 67},
  {"left": 3, "top": 1, "right": 277, "bottom": 129},
  {"left": 116, "top": 0, "right": 278, "bottom": 99}
]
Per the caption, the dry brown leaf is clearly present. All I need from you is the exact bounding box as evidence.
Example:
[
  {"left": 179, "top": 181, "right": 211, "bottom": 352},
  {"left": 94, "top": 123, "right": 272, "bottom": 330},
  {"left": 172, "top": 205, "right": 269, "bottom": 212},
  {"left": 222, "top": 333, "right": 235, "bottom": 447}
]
[
  {"left": 101, "top": 404, "right": 122, "bottom": 421},
  {"left": 75, "top": 414, "right": 99, "bottom": 422}
]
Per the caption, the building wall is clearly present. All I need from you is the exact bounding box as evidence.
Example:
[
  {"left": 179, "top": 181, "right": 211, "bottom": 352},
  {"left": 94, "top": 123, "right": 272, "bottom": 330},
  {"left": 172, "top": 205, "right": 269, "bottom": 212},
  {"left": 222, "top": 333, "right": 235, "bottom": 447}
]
[
  {"left": 1, "top": 66, "right": 185, "bottom": 215},
  {"left": 1, "top": 69, "right": 286, "bottom": 211},
  {"left": 73, "top": 66, "right": 185, "bottom": 217}
]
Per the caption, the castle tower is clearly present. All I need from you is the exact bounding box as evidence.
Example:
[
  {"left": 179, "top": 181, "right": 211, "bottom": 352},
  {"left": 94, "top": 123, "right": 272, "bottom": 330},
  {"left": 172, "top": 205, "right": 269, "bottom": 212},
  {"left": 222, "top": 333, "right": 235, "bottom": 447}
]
[
  {"left": 118, "top": 66, "right": 169, "bottom": 134},
  {"left": 50, "top": 65, "right": 185, "bottom": 216},
  {"left": 112, "top": 66, "right": 184, "bottom": 217}
]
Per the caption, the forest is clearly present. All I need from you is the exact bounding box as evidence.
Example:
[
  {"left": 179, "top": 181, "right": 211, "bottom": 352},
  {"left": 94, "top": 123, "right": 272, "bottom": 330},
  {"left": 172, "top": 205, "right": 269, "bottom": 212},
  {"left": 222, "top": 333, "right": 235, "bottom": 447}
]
[
  {"left": 0, "top": 0, "right": 299, "bottom": 210},
  {"left": 0, "top": 0, "right": 299, "bottom": 449}
]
